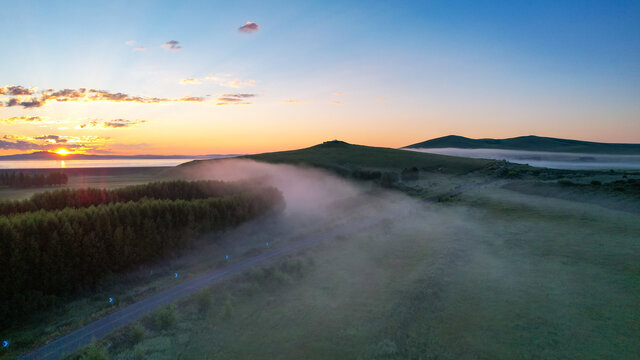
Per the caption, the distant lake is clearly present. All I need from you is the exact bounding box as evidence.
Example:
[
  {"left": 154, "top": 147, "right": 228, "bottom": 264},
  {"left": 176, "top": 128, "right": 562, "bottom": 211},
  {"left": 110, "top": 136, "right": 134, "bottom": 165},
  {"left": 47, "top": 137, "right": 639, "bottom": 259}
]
[
  {"left": 406, "top": 148, "right": 640, "bottom": 170},
  {"left": 0, "top": 159, "right": 198, "bottom": 169}
]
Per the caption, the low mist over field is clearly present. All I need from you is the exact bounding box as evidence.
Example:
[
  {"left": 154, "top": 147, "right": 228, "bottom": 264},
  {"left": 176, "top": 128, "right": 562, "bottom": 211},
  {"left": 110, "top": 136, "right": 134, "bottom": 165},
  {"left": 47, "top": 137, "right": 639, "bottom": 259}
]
[{"left": 407, "top": 148, "right": 640, "bottom": 170}]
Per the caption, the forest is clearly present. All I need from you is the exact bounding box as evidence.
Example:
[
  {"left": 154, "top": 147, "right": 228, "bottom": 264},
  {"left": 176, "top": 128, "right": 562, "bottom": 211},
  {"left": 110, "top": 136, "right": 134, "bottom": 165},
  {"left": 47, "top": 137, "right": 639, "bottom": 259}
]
[
  {"left": 0, "top": 180, "right": 284, "bottom": 328},
  {"left": 0, "top": 171, "right": 68, "bottom": 188}
]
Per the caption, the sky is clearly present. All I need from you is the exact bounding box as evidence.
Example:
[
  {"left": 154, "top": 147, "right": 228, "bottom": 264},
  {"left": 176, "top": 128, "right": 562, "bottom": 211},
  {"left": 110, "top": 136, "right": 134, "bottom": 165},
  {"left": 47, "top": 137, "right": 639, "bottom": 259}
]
[{"left": 0, "top": 0, "right": 639, "bottom": 155}]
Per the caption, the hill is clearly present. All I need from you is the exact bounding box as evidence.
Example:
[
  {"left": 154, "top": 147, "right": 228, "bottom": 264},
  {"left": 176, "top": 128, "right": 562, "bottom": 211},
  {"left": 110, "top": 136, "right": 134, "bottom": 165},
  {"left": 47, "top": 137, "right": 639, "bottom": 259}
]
[
  {"left": 181, "top": 140, "right": 494, "bottom": 175},
  {"left": 405, "top": 135, "right": 640, "bottom": 154}
]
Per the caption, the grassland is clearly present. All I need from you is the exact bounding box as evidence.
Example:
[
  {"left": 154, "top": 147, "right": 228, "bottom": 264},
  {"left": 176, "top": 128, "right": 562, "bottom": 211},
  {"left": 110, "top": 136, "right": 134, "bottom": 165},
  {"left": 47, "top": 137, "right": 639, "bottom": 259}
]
[
  {"left": 5, "top": 142, "right": 639, "bottom": 359},
  {"left": 183, "top": 140, "right": 495, "bottom": 176},
  {"left": 67, "top": 183, "right": 639, "bottom": 360},
  {"left": 0, "top": 167, "right": 172, "bottom": 201}
]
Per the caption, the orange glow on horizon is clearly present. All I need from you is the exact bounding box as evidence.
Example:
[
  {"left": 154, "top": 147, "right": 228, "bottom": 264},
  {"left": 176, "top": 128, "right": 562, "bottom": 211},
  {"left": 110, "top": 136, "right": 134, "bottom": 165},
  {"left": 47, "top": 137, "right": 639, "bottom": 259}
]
[{"left": 55, "top": 148, "right": 71, "bottom": 156}]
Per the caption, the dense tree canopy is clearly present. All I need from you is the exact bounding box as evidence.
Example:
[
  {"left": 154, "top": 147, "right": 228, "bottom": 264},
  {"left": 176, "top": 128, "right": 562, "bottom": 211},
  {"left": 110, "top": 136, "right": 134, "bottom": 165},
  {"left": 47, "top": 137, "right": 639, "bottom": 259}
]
[
  {"left": 0, "top": 180, "right": 284, "bottom": 328},
  {"left": 0, "top": 171, "right": 68, "bottom": 188}
]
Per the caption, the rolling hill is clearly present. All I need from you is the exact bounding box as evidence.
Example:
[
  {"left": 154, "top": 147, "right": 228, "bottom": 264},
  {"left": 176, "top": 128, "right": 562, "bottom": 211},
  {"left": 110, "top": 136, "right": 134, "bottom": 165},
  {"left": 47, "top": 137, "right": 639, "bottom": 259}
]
[
  {"left": 181, "top": 140, "right": 494, "bottom": 175},
  {"left": 405, "top": 135, "right": 640, "bottom": 154}
]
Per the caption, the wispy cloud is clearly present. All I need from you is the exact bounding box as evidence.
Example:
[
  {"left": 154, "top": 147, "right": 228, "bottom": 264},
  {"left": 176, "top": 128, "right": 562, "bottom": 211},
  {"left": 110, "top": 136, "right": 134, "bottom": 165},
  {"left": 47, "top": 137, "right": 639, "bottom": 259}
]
[
  {"left": 216, "top": 93, "right": 256, "bottom": 106},
  {"left": 180, "top": 78, "right": 201, "bottom": 85},
  {"left": 125, "top": 40, "right": 147, "bottom": 52},
  {"left": 0, "top": 86, "right": 207, "bottom": 108},
  {"left": 333, "top": 92, "right": 345, "bottom": 96},
  {"left": 376, "top": 98, "right": 385, "bottom": 101},
  {"left": 0, "top": 116, "right": 44, "bottom": 123},
  {"left": 79, "top": 119, "right": 147, "bottom": 129},
  {"left": 329, "top": 100, "right": 343, "bottom": 105},
  {"left": 34, "top": 135, "right": 67, "bottom": 143},
  {"left": 162, "top": 40, "right": 182, "bottom": 50},
  {"left": 0, "top": 134, "right": 110, "bottom": 152},
  {"left": 238, "top": 22, "right": 259, "bottom": 33}
]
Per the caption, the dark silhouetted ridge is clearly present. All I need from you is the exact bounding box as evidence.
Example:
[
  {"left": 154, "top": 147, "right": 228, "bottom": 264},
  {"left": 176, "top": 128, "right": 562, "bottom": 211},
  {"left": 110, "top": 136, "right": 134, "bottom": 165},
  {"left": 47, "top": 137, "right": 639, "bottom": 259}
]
[{"left": 405, "top": 135, "right": 640, "bottom": 154}]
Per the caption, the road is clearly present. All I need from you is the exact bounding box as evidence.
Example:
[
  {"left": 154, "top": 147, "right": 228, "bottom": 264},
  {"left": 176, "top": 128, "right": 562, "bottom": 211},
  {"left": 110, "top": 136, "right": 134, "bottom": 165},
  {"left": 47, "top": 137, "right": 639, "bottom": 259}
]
[{"left": 20, "top": 165, "right": 507, "bottom": 359}]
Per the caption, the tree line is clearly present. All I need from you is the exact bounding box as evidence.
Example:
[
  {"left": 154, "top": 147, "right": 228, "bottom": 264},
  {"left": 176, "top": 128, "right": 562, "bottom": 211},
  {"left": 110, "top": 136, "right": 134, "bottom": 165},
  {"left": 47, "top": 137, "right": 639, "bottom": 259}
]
[
  {"left": 0, "top": 171, "right": 68, "bottom": 188},
  {"left": 0, "top": 180, "right": 252, "bottom": 217},
  {"left": 0, "top": 181, "right": 284, "bottom": 328}
]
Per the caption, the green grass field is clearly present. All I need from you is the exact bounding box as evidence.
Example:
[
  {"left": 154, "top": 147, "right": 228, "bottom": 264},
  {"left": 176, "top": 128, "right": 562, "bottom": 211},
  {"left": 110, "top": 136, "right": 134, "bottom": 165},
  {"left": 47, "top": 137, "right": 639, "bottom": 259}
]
[
  {"left": 0, "top": 167, "right": 172, "bottom": 201},
  {"left": 71, "top": 184, "right": 639, "bottom": 360},
  {"left": 4, "top": 142, "right": 639, "bottom": 359},
  {"left": 182, "top": 140, "right": 495, "bottom": 175}
]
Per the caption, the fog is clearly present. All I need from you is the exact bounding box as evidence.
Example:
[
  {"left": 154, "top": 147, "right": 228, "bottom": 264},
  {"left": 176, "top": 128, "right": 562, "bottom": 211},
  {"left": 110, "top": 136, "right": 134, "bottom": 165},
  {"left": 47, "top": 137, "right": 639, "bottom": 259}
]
[{"left": 405, "top": 147, "right": 640, "bottom": 170}]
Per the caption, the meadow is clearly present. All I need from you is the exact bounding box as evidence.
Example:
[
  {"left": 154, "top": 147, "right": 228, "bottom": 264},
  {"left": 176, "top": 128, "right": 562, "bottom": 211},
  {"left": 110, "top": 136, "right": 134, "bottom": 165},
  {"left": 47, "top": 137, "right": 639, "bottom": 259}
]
[{"left": 2, "top": 143, "right": 638, "bottom": 359}]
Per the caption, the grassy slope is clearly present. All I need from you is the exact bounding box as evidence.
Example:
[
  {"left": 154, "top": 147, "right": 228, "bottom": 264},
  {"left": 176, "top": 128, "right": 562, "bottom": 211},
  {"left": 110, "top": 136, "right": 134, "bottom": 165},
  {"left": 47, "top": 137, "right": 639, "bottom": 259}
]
[
  {"left": 96, "top": 188, "right": 639, "bottom": 360},
  {"left": 406, "top": 135, "right": 640, "bottom": 154},
  {"left": 182, "top": 141, "right": 494, "bottom": 175}
]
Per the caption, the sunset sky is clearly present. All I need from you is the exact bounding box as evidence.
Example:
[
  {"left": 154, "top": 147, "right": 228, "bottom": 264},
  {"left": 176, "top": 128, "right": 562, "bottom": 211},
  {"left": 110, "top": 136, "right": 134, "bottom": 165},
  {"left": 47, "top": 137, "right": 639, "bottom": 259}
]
[{"left": 1, "top": 0, "right": 639, "bottom": 155}]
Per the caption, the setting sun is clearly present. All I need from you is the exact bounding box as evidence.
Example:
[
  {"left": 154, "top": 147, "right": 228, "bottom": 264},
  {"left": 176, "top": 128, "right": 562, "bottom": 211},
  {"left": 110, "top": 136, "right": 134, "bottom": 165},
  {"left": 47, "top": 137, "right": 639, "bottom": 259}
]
[{"left": 55, "top": 148, "right": 71, "bottom": 156}]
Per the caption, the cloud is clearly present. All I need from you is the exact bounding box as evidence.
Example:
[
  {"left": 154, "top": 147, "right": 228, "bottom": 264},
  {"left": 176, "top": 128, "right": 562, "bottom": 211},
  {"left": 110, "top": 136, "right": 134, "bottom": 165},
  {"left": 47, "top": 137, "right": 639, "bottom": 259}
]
[
  {"left": 0, "top": 86, "right": 208, "bottom": 108},
  {"left": 0, "top": 134, "right": 109, "bottom": 152},
  {"left": 179, "top": 96, "right": 205, "bottom": 102},
  {"left": 0, "top": 116, "right": 44, "bottom": 123},
  {"left": 125, "top": 40, "right": 137, "bottom": 46},
  {"left": 180, "top": 78, "right": 201, "bottom": 85},
  {"left": 238, "top": 21, "right": 259, "bottom": 33},
  {"left": 333, "top": 92, "right": 345, "bottom": 96},
  {"left": 216, "top": 93, "right": 256, "bottom": 106},
  {"left": 377, "top": 98, "right": 385, "bottom": 101},
  {"left": 0, "top": 138, "right": 38, "bottom": 150},
  {"left": 34, "top": 135, "right": 67, "bottom": 143},
  {"left": 329, "top": 101, "right": 343, "bottom": 105},
  {"left": 133, "top": 46, "right": 147, "bottom": 51},
  {"left": 0, "top": 85, "right": 36, "bottom": 96},
  {"left": 162, "top": 40, "right": 182, "bottom": 50},
  {"left": 79, "top": 119, "right": 147, "bottom": 129}
]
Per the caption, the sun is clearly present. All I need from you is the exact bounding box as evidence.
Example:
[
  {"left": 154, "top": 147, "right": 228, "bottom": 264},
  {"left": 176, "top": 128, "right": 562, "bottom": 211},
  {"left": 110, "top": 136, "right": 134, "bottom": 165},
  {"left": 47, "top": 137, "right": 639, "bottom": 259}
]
[{"left": 55, "top": 148, "right": 71, "bottom": 156}]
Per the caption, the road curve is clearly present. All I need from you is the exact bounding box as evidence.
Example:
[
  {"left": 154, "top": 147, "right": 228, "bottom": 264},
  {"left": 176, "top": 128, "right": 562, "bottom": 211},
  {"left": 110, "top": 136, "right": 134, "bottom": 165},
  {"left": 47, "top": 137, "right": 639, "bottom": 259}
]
[{"left": 20, "top": 164, "right": 507, "bottom": 359}]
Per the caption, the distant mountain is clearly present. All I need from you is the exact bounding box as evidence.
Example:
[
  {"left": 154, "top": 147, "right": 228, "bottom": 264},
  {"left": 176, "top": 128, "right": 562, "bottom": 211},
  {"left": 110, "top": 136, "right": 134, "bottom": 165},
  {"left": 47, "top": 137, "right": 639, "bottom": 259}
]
[
  {"left": 0, "top": 151, "right": 240, "bottom": 161},
  {"left": 405, "top": 135, "right": 640, "bottom": 155}
]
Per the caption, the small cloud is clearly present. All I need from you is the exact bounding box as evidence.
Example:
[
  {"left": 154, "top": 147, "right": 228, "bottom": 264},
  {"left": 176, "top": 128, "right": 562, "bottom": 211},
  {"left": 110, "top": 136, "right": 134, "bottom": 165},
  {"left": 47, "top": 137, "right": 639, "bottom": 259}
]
[
  {"left": 0, "top": 85, "right": 36, "bottom": 96},
  {"left": 125, "top": 40, "right": 137, "bottom": 46},
  {"left": 283, "top": 99, "right": 310, "bottom": 104},
  {"left": 180, "top": 78, "right": 201, "bottom": 85},
  {"left": 238, "top": 21, "right": 259, "bottom": 33},
  {"left": 35, "top": 135, "right": 67, "bottom": 143},
  {"left": 333, "top": 92, "right": 345, "bottom": 96},
  {"left": 220, "top": 93, "right": 256, "bottom": 98},
  {"left": 162, "top": 40, "right": 182, "bottom": 50},
  {"left": 0, "top": 116, "right": 44, "bottom": 123},
  {"left": 79, "top": 119, "right": 147, "bottom": 129},
  {"left": 133, "top": 46, "right": 147, "bottom": 51},
  {"left": 216, "top": 93, "right": 257, "bottom": 106},
  {"left": 329, "top": 101, "right": 343, "bottom": 105},
  {"left": 376, "top": 98, "right": 385, "bottom": 101},
  {"left": 179, "top": 96, "right": 205, "bottom": 102}
]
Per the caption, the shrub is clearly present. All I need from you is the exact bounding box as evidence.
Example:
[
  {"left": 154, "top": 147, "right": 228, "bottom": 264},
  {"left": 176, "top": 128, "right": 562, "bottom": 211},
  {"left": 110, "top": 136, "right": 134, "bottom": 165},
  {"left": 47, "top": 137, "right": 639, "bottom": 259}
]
[
  {"left": 156, "top": 304, "right": 177, "bottom": 329},
  {"left": 82, "top": 341, "right": 107, "bottom": 360},
  {"left": 128, "top": 323, "right": 145, "bottom": 345},
  {"left": 196, "top": 290, "right": 212, "bottom": 313}
]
